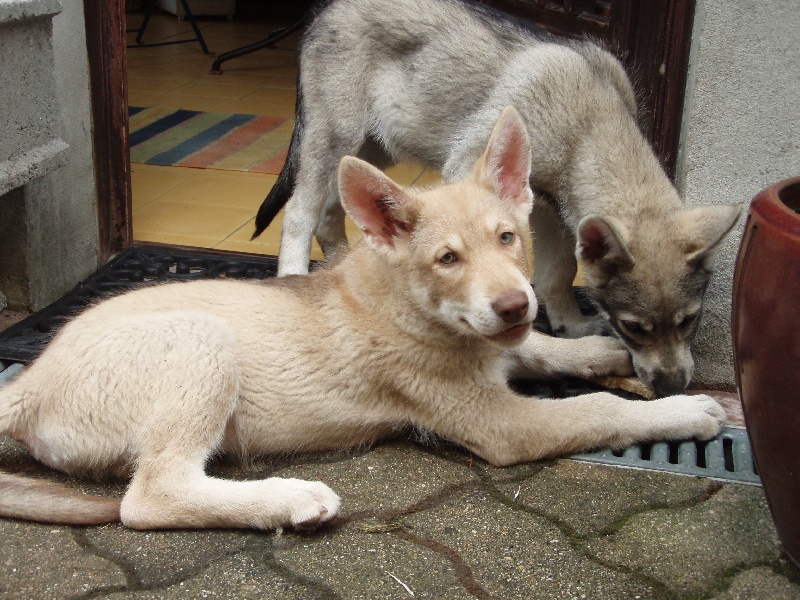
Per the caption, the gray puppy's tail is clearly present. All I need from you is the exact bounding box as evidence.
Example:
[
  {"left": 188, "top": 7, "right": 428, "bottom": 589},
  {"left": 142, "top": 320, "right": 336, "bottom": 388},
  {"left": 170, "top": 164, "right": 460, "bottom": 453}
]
[
  {"left": 0, "top": 471, "right": 120, "bottom": 525},
  {"left": 252, "top": 81, "right": 306, "bottom": 240}
]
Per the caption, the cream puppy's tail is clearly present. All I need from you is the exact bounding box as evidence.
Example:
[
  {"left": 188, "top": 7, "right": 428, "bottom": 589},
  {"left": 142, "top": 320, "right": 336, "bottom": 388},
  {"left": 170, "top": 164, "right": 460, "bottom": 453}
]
[
  {"left": 0, "top": 372, "right": 121, "bottom": 525},
  {"left": 0, "top": 471, "right": 120, "bottom": 525}
]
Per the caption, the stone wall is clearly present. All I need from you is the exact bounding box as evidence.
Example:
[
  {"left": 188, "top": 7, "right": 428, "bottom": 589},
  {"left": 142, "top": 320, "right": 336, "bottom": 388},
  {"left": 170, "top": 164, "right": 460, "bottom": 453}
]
[
  {"left": 676, "top": 0, "right": 800, "bottom": 389},
  {"left": 0, "top": 0, "right": 99, "bottom": 312}
]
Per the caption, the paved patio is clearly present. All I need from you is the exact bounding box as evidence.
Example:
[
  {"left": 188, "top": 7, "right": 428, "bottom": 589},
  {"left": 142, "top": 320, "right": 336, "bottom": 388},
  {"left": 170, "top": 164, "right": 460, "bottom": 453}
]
[{"left": 1, "top": 429, "right": 799, "bottom": 599}]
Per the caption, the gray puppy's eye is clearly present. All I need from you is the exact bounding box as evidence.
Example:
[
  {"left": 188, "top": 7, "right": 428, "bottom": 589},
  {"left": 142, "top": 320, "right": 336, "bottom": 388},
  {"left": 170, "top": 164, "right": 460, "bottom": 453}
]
[{"left": 620, "top": 319, "right": 646, "bottom": 335}]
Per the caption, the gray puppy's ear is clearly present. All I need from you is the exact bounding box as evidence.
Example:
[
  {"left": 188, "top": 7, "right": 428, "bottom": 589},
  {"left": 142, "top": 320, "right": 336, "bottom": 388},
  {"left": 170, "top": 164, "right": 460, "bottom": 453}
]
[
  {"left": 680, "top": 204, "right": 744, "bottom": 270},
  {"left": 338, "top": 156, "right": 415, "bottom": 251},
  {"left": 576, "top": 215, "right": 635, "bottom": 284},
  {"left": 474, "top": 106, "right": 533, "bottom": 214}
]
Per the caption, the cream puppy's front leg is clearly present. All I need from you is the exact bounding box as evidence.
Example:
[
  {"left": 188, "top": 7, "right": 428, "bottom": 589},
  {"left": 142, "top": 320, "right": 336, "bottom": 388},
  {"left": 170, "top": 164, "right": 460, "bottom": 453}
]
[
  {"left": 504, "top": 329, "right": 634, "bottom": 380},
  {"left": 422, "top": 384, "right": 725, "bottom": 468}
]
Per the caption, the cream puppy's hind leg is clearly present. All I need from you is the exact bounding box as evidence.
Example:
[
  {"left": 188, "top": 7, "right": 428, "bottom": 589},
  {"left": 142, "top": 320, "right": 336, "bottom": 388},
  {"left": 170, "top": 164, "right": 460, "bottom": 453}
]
[{"left": 118, "top": 314, "right": 340, "bottom": 531}]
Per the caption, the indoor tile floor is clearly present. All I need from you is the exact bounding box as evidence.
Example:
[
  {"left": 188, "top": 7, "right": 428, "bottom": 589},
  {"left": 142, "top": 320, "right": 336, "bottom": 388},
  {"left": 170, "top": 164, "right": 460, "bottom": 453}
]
[{"left": 126, "top": 10, "right": 438, "bottom": 258}]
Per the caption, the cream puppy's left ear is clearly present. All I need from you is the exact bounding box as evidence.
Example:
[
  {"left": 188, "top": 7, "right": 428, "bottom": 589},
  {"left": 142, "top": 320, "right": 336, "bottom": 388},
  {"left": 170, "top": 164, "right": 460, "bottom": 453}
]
[
  {"left": 474, "top": 106, "right": 534, "bottom": 215},
  {"left": 338, "top": 156, "right": 417, "bottom": 251}
]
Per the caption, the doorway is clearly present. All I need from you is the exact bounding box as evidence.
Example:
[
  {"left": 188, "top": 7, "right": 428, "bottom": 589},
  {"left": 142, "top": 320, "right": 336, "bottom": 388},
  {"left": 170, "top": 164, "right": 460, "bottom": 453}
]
[{"left": 85, "top": 0, "right": 696, "bottom": 262}]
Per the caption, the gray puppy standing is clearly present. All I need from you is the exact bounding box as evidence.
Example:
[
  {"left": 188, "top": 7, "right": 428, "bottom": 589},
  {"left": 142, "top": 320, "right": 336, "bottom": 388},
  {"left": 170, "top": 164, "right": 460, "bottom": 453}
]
[{"left": 251, "top": 0, "right": 742, "bottom": 396}]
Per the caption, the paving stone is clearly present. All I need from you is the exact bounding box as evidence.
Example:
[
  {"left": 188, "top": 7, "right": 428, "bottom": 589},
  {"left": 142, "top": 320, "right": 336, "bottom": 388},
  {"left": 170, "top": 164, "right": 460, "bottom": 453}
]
[
  {"left": 269, "top": 440, "right": 477, "bottom": 515},
  {"left": 82, "top": 526, "right": 269, "bottom": 589},
  {"left": 491, "top": 459, "right": 713, "bottom": 537},
  {"left": 404, "top": 485, "right": 663, "bottom": 599},
  {"left": 2, "top": 436, "right": 799, "bottom": 598},
  {"left": 0, "top": 520, "right": 126, "bottom": 599},
  {"left": 587, "top": 484, "right": 781, "bottom": 597},
  {"left": 104, "top": 551, "right": 331, "bottom": 600},
  {"left": 711, "top": 566, "right": 800, "bottom": 599},
  {"left": 271, "top": 525, "right": 473, "bottom": 600}
]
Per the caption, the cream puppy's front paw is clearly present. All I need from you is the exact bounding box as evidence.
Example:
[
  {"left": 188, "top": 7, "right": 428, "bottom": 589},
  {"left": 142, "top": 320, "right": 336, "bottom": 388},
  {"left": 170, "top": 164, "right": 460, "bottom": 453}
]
[{"left": 649, "top": 394, "right": 727, "bottom": 441}]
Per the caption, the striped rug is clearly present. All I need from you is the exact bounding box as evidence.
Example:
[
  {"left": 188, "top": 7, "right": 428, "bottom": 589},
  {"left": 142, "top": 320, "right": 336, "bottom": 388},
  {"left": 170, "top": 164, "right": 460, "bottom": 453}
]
[{"left": 128, "top": 106, "right": 292, "bottom": 174}]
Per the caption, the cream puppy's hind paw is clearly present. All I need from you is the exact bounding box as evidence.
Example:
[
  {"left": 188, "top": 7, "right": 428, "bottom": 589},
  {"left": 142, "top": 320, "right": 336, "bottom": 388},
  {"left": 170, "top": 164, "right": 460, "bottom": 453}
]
[{"left": 276, "top": 478, "right": 342, "bottom": 530}]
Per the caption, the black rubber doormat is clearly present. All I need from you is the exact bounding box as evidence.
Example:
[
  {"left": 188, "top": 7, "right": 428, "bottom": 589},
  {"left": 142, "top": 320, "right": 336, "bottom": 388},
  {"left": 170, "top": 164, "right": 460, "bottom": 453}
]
[{"left": 0, "top": 246, "right": 280, "bottom": 363}]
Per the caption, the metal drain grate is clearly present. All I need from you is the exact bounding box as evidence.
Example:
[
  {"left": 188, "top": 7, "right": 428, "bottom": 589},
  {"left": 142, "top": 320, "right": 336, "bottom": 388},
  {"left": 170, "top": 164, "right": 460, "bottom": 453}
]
[{"left": 572, "top": 427, "right": 760, "bottom": 485}]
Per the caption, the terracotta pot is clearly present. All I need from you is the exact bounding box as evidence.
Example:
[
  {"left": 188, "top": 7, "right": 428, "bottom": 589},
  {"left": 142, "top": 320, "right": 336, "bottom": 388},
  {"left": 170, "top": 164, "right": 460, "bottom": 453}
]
[{"left": 732, "top": 175, "right": 800, "bottom": 566}]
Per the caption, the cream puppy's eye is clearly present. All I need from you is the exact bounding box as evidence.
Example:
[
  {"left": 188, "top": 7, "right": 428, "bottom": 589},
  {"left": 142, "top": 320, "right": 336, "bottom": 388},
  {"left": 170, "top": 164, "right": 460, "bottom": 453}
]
[
  {"left": 439, "top": 252, "right": 458, "bottom": 265},
  {"left": 500, "top": 231, "right": 514, "bottom": 244}
]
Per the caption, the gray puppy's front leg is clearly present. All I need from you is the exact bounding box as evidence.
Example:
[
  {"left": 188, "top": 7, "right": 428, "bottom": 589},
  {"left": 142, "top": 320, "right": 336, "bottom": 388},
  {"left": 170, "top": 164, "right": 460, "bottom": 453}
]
[{"left": 505, "top": 330, "right": 633, "bottom": 380}]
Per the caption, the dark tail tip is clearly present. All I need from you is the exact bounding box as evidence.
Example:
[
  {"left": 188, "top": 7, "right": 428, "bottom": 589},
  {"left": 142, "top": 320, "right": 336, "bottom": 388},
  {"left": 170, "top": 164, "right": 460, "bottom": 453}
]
[
  {"left": 252, "top": 171, "right": 295, "bottom": 239},
  {"left": 252, "top": 76, "right": 305, "bottom": 240}
]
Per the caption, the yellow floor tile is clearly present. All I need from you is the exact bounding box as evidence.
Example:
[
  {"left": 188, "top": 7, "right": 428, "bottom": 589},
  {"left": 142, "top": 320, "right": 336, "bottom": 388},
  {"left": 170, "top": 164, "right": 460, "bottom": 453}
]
[
  {"left": 150, "top": 92, "right": 227, "bottom": 112},
  {"left": 212, "top": 72, "right": 298, "bottom": 89},
  {"left": 127, "top": 55, "right": 210, "bottom": 73},
  {"left": 128, "top": 75, "right": 194, "bottom": 94},
  {"left": 213, "top": 240, "right": 280, "bottom": 256},
  {"left": 215, "top": 50, "right": 298, "bottom": 69},
  {"left": 214, "top": 87, "right": 297, "bottom": 117},
  {"left": 220, "top": 217, "right": 325, "bottom": 260},
  {"left": 386, "top": 161, "right": 449, "bottom": 187},
  {"left": 128, "top": 12, "right": 432, "bottom": 259},
  {"left": 131, "top": 163, "right": 188, "bottom": 172},
  {"left": 171, "top": 79, "right": 263, "bottom": 100},
  {"left": 131, "top": 165, "right": 195, "bottom": 209},
  {"left": 160, "top": 171, "right": 276, "bottom": 211},
  {"left": 128, "top": 89, "right": 170, "bottom": 108},
  {"left": 133, "top": 199, "right": 254, "bottom": 242},
  {"left": 410, "top": 169, "right": 444, "bottom": 188},
  {"left": 134, "top": 230, "right": 222, "bottom": 249},
  {"left": 226, "top": 215, "right": 281, "bottom": 245},
  {"left": 127, "top": 46, "right": 211, "bottom": 68}
]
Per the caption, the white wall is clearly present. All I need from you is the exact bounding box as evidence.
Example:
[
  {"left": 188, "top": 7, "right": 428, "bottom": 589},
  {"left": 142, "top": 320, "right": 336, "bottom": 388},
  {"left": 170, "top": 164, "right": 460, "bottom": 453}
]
[{"left": 676, "top": 0, "right": 800, "bottom": 389}]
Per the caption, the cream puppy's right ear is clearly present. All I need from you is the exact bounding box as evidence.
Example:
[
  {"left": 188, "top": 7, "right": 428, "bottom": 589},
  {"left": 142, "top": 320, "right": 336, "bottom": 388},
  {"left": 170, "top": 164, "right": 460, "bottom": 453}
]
[{"left": 338, "top": 156, "right": 417, "bottom": 252}]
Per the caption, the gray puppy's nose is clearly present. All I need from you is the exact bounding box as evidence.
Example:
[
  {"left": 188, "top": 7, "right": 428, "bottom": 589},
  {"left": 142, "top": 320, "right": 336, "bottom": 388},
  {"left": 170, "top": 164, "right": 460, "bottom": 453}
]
[{"left": 651, "top": 370, "right": 690, "bottom": 397}]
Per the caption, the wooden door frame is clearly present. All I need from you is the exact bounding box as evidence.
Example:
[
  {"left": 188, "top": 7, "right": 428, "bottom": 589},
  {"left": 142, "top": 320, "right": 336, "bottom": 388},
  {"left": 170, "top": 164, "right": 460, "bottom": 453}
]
[
  {"left": 612, "top": 0, "right": 697, "bottom": 179},
  {"left": 84, "top": 0, "right": 132, "bottom": 262}
]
